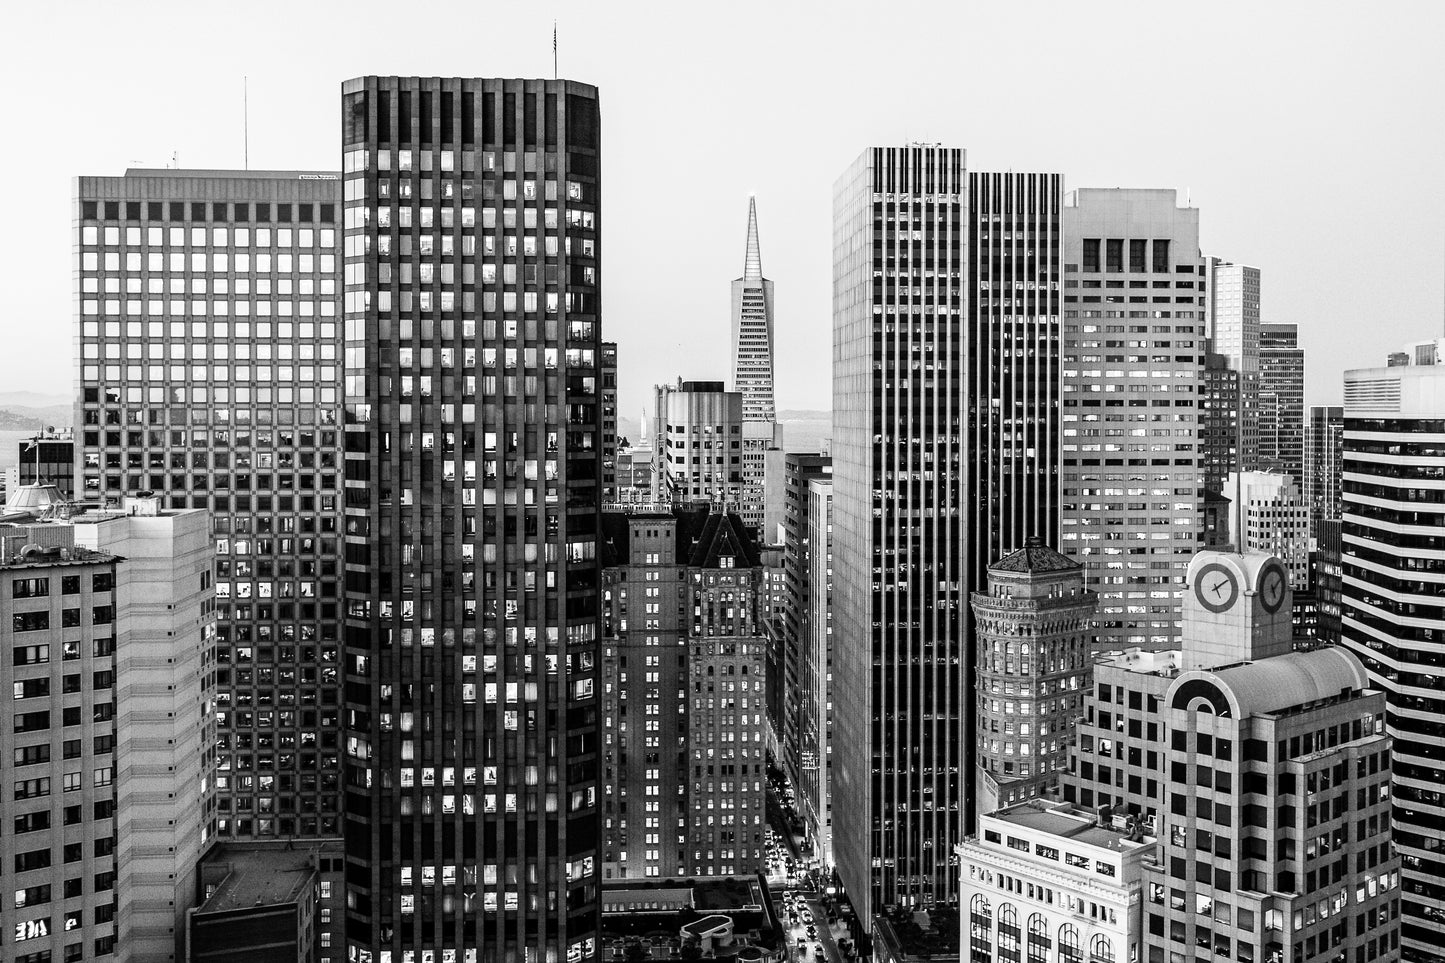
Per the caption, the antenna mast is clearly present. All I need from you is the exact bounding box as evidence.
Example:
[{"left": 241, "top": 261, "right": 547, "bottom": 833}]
[{"left": 244, "top": 76, "right": 249, "bottom": 171}]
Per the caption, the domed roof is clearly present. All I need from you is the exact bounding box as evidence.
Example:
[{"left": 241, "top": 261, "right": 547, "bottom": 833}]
[
  {"left": 1, "top": 484, "right": 66, "bottom": 518},
  {"left": 1169, "top": 647, "right": 1368, "bottom": 719},
  {"left": 991, "top": 537, "right": 1080, "bottom": 575}
]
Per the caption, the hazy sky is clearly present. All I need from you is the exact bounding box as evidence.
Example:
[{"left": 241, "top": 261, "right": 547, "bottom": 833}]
[{"left": 5, "top": 0, "right": 1443, "bottom": 423}]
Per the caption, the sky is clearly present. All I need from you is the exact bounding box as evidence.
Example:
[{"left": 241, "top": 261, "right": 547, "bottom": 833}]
[{"left": 4, "top": 0, "right": 1443, "bottom": 424}]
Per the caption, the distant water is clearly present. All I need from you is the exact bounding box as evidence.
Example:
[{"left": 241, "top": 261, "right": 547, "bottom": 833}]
[{"left": 779, "top": 418, "right": 832, "bottom": 455}]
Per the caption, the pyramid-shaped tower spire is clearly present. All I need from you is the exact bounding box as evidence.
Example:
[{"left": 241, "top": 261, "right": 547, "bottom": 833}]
[{"left": 743, "top": 195, "right": 762, "bottom": 281}]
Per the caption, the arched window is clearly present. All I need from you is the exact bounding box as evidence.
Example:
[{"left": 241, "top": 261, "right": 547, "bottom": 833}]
[
  {"left": 1090, "top": 934, "right": 1114, "bottom": 963},
  {"left": 969, "top": 894, "right": 993, "bottom": 963},
  {"left": 999, "top": 903, "right": 1020, "bottom": 963},
  {"left": 1058, "top": 923, "right": 1081, "bottom": 963},
  {"left": 1027, "top": 914, "right": 1050, "bottom": 963}
]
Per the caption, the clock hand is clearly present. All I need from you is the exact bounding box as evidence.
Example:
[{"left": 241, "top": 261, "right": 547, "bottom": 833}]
[{"left": 1211, "top": 579, "right": 1227, "bottom": 596}]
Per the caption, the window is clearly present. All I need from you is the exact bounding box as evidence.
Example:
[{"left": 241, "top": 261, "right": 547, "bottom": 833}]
[
  {"left": 11, "top": 578, "right": 49, "bottom": 599},
  {"left": 12, "top": 612, "right": 49, "bottom": 633}
]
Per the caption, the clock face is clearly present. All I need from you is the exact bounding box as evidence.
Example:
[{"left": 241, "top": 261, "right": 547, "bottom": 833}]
[
  {"left": 1259, "top": 565, "right": 1287, "bottom": 613},
  {"left": 1194, "top": 562, "right": 1240, "bottom": 614}
]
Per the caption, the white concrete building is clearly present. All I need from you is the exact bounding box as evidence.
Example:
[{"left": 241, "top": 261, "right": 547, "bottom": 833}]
[
  {"left": 958, "top": 800, "right": 1155, "bottom": 963},
  {"left": 1223, "top": 471, "right": 1311, "bottom": 589}
]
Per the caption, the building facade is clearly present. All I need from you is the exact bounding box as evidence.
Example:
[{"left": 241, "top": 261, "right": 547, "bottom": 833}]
[
  {"left": 1060, "top": 189, "right": 1205, "bottom": 652},
  {"left": 1340, "top": 356, "right": 1445, "bottom": 960},
  {"left": 771, "top": 453, "right": 831, "bottom": 798},
  {"left": 12, "top": 430, "right": 76, "bottom": 497},
  {"left": 75, "top": 169, "right": 345, "bottom": 840},
  {"left": 599, "top": 509, "right": 767, "bottom": 881},
  {"left": 651, "top": 380, "right": 743, "bottom": 511},
  {"left": 601, "top": 341, "right": 618, "bottom": 501},
  {"left": 797, "top": 475, "right": 834, "bottom": 864},
  {"left": 1200, "top": 351, "right": 1241, "bottom": 496},
  {"left": 1224, "top": 471, "right": 1311, "bottom": 590},
  {"left": 971, "top": 539, "right": 1096, "bottom": 814},
  {"left": 0, "top": 493, "right": 215, "bottom": 962},
  {"left": 1063, "top": 543, "right": 1400, "bottom": 963},
  {"left": 832, "top": 147, "right": 1062, "bottom": 924},
  {"left": 730, "top": 197, "right": 783, "bottom": 536},
  {"left": 958, "top": 801, "right": 1155, "bottom": 963},
  {"left": 339, "top": 76, "right": 603, "bottom": 962},
  {"left": 1207, "top": 259, "right": 1260, "bottom": 467},
  {"left": 1258, "top": 322, "right": 1305, "bottom": 484},
  {"left": 1304, "top": 405, "right": 1344, "bottom": 540}
]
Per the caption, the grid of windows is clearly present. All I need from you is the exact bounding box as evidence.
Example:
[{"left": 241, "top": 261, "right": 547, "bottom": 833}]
[
  {"left": 1060, "top": 189, "right": 1205, "bottom": 652},
  {"left": 75, "top": 171, "right": 345, "bottom": 838},
  {"left": 339, "top": 76, "right": 602, "bottom": 962}
]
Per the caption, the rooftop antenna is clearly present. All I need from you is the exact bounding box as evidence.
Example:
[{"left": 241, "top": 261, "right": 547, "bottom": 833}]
[
  {"left": 552, "top": 21, "right": 558, "bottom": 81},
  {"left": 244, "top": 76, "right": 249, "bottom": 171}
]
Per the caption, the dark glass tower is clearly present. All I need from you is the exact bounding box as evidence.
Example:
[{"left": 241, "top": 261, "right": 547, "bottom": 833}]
[
  {"left": 340, "top": 76, "right": 602, "bottom": 962},
  {"left": 831, "top": 147, "right": 1061, "bottom": 925}
]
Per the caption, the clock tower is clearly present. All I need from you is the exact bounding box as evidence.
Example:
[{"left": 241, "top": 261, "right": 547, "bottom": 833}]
[{"left": 1180, "top": 548, "right": 1294, "bottom": 669}]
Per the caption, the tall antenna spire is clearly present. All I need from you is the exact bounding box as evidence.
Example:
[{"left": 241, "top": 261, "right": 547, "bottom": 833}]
[
  {"left": 243, "top": 76, "right": 249, "bottom": 171},
  {"left": 743, "top": 195, "right": 762, "bottom": 281}
]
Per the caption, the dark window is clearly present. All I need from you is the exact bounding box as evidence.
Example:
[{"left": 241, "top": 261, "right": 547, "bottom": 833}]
[
  {"left": 299, "top": 203, "right": 313, "bottom": 222},
  {"left": 256, "top": 202, "right": 271, "bottom": 221},
  {"left": 61, "top": 576, "right": 80, "bottom": 595},
  {"left": 169, "top": 201, "right": 187, "bottom": 219},
  {"left": 1082, "top": 239, "right": 1100, "bottom": 272},
  {"left": 319, "top": 204, "right": 335, "bottom": 223},
  {"left": 104, "top": 201, "right": 120, "bottom": 219},
  {"left": 234, "top": 203, "right": 249, "bottom": 221},
  {"left": 1152, "top": 240, "right": 1171, "bottom": 273},
  {"left": 147, "top": 202, "right": 163, "bottom": 219},
  {"left": 190, "top": 202, "right": 207, "bottom": 220},
  {"left": 82, "top": 201, "right": 98, "bottom": 219},
  {"left": 125, "top": 202, "right": 141, "bottom": 220},
  {"left": 1106, "top": 238, "right": 1124, "bottom": 272},
  {"left": 276, "top": 204, "right": 292, "bottom": 223},
  {"left": 1130, "top": 239, "right": 1147, "bottom": 272}
]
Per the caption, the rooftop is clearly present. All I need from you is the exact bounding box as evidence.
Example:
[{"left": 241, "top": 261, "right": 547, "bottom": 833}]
[
  {"left": 680, "top": 914, "right": 732, "bottom": 936},
  {"left": 1183, "top": 646, "right": 1368, "bottom": 718},
  {"left": 120, "top": 168, "right": 339, "bottom": 180},
  {"left": 990, "top": 536, "right": 1080, "bottom": 575},
  {"left": 196, "top": 845, "right": 322, "bottom": 915},
  {"left": 985, "top": 800, "right": 1153, "bottom": 853}
]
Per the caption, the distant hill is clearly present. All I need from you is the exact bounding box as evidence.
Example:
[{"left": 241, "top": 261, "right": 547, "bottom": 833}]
[
  {"left": 0, "top": 407, "right": 69, "bottom": 432},
  {"left": 0, "top": 391, "right": 70, "bottom": 410}
]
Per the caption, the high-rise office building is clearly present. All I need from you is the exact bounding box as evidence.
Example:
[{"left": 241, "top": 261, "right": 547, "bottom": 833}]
[
  {"left": 1258, "top": 322, "right": 1305, "bottom": 483},
  {"left": 339, "top": 76, "right": 603, "bottom": 962},
  {"left": 1224, "top": 471, "right": 1310, "bottom": 590},
  {"left": 1063, "top": 544, "right": 1400, "bottom": 963},
  {"left": 0, "top": 492, "right": 215, "bottom": 962},
  {"left": 971, "top": 538, "right": 1096, "bottom": 814},
  {"left": 651, "top": 380, "right": 743, "bottom": 510},
  {"left": 1341, "top": 353, "right": 1445, "bottom": 961},
  {"left": 1060, "top": 189, "right": 1205, "bottom": 652},
  {"left": 1207, "top": 259, "right": 1260, "bottom": 466},
  {"left": 731, "top": 196, "right": 777, "bottom": 429},
  {"left": 833, "top": 147, "right": 1061, "bottom": 924},
  {"left": 770, "top": 453, "right": 830, "bottom": 799},
  {"left": 601, "top": 341, "right": 618, "bottom": 501},
  {"left": 1200, "top": 351, "right": 1241, "bottom": 495},
  {"left": 1304, "top": 405, "right": 1343, "bottom": 540},
  {"left": 799, "top": 476, "right": 834, "bottom": 865},
  {"left": 598, "top": 509, "right": 768, "bottom": 881},
  {"left": 75, "top": 169, "right": 345, "bottom": 839},
  {"left": 730, "top": 198, "right": 784, "bottom": 534}
]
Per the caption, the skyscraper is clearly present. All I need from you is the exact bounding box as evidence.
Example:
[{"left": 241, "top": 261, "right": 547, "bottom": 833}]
[
  {"left": 1200, "top": 351, "right": 1241, "bottom": 495},
  {"left": 1258, "top": 322, "right": 1305, "bottom": 484},
  {"left": 730, "top": 196, "right": 778, "bottom": 429},
  {"left": 770, "top": 453, "right": 830, "bottom": 803},
  {"left": 1060, "top": 189, "right": 1206, "bottom": 652},
  {"left": 1303, "top": 405, "right": 1343, "bottom": 539},
  {"left": 75, "top": 169, "right": 346, "bottom": 838},
  {"left": 1341, "top": 352, "right": 1445, "bottom": 960},
  {"left": 340, "top": 76, "right": 603, "bottom": 962},
  {"left": 1207, "top": 259, "right": 1260, "bottom": 467},
  {"left": 599, "top": 509, "right": 768, "bottom": 881},
  {"left": 832, "top": 147, "right": 1061, "bottom": 924},
  {"left": 730, "top": 197, "right": 783, "bottom": 534}
]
